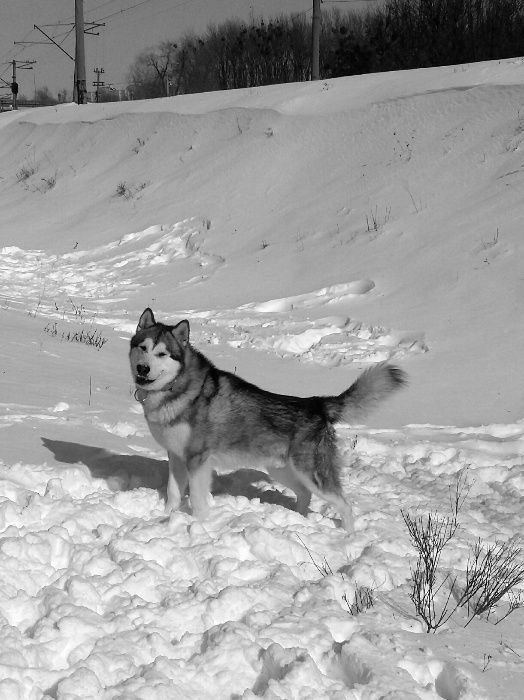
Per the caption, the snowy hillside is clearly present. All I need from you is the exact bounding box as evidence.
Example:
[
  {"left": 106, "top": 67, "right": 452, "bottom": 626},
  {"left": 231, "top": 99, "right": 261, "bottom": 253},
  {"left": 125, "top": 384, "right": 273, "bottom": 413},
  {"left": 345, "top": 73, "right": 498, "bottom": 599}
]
[{"left": 0, "top": 59, "right": 523, "bottom": 698}]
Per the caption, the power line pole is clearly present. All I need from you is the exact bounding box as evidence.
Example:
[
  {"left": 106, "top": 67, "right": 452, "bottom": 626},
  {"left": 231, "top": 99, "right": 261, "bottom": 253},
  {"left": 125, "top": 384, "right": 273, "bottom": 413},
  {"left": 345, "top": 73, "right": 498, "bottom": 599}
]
[
  {"left": 15, "top": 12, "right": 104, "bottom": 104},
  {"left": 311, "top": 0, "right": 321, "bottom": 81},
  {"left": 11, "top": 60, "right": 18, "bottom": 110},
  {"left": 93, "top": 66, "right": 104, "bottom": 102},
  {"left": 74, "top": 0, "right": 87, "bottom": 104},
  {"left": 10, "top": 59, "right": 36, "bottom": 109}
]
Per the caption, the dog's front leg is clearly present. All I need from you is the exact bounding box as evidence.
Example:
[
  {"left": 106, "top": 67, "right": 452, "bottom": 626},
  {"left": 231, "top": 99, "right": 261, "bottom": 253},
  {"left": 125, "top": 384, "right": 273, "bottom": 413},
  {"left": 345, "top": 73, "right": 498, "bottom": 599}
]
[
  {"left": 166, "top": 451, "right": 189, "bottom": 512},
  {"left": 187, "top": 455, "right": 213, "bottom": 519}
]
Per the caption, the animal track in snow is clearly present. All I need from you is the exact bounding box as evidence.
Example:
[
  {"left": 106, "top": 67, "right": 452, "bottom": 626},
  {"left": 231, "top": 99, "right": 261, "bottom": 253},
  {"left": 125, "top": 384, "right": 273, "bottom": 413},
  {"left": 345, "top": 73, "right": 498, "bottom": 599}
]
[
  {"left": 240, "top": 279, "right": 375, "bottom": 313},
  {"left": 190, "top": 278, "right": 426, "bottom": 366},
  {"left": 0, "top": 218, "right": 425, "bottom": 368},
  {"left": 0, "top": 218, "right": 223, "bottom": 314}
]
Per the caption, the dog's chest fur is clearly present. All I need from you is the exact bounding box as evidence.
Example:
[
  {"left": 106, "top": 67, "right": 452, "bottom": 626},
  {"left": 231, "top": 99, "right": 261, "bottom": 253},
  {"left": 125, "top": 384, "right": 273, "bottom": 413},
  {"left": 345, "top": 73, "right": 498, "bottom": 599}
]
[
  {"left": 149, "top": 419, "right": 192, "bottom": 456},
  {"left": 140, "top": 391, "right": 193, "bottom": 455}
]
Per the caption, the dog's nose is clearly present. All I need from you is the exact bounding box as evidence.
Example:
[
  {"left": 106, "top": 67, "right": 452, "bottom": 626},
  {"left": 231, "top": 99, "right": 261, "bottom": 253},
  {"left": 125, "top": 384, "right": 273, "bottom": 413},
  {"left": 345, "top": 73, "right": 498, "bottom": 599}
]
[{"left": 136, "top": 364, "right": 150, "bottom": 377}]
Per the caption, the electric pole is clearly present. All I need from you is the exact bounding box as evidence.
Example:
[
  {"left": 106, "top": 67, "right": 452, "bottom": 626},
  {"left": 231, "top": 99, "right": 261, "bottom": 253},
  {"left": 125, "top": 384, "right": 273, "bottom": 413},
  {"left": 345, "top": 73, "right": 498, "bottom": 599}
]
[
  {"left": 311, "top": 0, "right": 321, "bottom": 81},
  {"left": 74, "top": 0, "right": 87, "bottom": 104},
  {"left": 93, "top": 67, "right": 104, "bottom": 102},
  {"left": 10, "top": 59, "right": 36, "bottom": 109},
  {"left": 11, "top": 60, "right": 18, "bottom": 110},
  {"left": 14, "top": 9, "right": 104, "bottom": 105}
]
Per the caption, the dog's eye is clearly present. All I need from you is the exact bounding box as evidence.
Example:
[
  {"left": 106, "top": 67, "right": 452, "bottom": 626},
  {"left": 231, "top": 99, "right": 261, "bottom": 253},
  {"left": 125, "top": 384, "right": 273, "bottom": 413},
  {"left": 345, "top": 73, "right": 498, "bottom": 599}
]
[
  {"left": 139, "top": 345, "right": 147, "bottom": 351},
  {"left": 157, "top": 351, "right": 167, "bottom": 357}
]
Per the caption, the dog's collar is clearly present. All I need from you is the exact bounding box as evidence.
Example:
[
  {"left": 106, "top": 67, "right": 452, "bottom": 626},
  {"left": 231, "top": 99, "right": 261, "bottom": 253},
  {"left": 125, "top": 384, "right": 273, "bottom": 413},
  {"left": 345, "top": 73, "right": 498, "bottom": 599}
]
[
  {"left": 134, "top": 376, "right": 179, "bottom": 404},
  {"left": 134, "top": 387, "right": 148, "bottom": 403}
]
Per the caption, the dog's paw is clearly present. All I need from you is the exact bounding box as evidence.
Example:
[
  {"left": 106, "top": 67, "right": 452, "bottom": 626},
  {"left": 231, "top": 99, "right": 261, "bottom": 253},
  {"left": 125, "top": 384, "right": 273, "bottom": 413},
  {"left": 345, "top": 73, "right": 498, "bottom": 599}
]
[
  {"left": 190, "top": 500, "right": 211, "bottom": 520},
  {"left": 341, "top": 512, "right": 354, "bottom": 533}
]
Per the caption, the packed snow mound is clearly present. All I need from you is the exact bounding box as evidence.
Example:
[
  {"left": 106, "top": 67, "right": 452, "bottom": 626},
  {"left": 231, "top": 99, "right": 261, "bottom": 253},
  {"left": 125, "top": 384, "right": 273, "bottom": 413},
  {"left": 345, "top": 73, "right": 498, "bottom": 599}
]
[
  {"left": 1, "top": 66, "right": 523, "bottom": 422},
  {"left": 1, "top": 422, "right": 522, "bottom": 697}
]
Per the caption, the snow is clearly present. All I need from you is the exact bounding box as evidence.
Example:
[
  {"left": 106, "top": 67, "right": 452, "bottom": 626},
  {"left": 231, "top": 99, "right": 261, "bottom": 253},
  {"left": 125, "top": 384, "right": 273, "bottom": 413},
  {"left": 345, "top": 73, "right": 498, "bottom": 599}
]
[{"left": 1, "top": 58, "right": 523, "bottom": 698}]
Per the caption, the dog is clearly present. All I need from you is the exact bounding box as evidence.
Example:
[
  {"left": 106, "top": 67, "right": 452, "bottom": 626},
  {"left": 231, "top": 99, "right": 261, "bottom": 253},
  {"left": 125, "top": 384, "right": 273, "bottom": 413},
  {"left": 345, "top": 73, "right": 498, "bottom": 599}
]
[{"left": 130, "top": 308, "right": 406, "bottom": 531}]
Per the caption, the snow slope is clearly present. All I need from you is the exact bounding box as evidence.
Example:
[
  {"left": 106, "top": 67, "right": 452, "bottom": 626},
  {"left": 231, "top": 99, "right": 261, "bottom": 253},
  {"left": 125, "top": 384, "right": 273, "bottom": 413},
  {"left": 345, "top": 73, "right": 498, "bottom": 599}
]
[{"left": 0, "top": 59, "right": 523, "bottom": 698}]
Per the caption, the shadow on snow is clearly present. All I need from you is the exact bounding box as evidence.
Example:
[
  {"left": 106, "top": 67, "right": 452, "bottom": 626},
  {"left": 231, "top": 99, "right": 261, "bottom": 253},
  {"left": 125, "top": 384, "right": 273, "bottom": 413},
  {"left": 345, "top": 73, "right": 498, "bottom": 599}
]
[{"left": 41, "top": 437, "right": 296, "bottom": 511}]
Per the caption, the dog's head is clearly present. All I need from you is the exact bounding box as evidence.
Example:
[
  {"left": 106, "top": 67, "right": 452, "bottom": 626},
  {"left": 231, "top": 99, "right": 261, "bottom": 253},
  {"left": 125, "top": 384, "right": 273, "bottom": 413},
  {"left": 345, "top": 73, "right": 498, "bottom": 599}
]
[{"left": 129, "top": 308, "right": 190, "bottom": 391}]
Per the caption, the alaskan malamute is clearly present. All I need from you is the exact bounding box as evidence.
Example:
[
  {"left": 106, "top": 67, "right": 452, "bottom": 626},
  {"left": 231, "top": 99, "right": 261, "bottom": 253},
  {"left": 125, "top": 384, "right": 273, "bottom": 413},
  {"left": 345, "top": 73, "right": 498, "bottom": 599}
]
[{"left": 130, "top": 308, "right": 406, "bottom": 531}]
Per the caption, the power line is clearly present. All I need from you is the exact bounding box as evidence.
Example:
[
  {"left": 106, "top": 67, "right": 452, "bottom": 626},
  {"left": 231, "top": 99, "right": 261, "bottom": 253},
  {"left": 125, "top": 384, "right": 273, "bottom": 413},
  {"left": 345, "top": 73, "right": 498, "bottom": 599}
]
[
  {"left": 96, "top": 0, "right": 158, "bottom": 22},
  {"left": 1, "top": 0, "right": 166, "bottom": 94},
  {"left": 0, "top": 28, "right": 36, "bottom": 85},
  {"left": 94, "top": 0, "right": 195, "bottom": 25},
  {"left": 44, "top": 0, "right": 192, "bottom": 35},
  {"left": 87, "top": 0, "right": 125, "bottom": 13},
  {"left": 46, "top": 0, "right": 148, "bottom": 25}
]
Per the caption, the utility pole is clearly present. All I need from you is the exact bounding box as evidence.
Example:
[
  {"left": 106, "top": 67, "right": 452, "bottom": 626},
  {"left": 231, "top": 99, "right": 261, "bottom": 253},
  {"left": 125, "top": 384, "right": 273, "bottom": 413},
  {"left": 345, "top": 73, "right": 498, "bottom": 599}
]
[
  {"left": 93, "top": 67, "right": 104, "bottom": 102},
  {"left": 10, "top": 59, "right": 36, "bottom": 109},
  {"left": 311, "top": 0, "right": 321, "bottom": 81},
  {"left": 11, "top": 60, "right": 18, "bottom": 110},
  {"left": 74, "top": 0, "right": 87, "bottom": 104},
  {"left": 15, "top": 12, "right": 104, "bottom": 105}
]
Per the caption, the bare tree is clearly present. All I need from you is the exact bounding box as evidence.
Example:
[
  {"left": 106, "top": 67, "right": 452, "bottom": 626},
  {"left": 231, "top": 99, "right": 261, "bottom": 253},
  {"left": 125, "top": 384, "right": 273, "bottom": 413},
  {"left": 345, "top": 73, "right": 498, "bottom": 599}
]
[
  {"left": 35, "top": 86, "right": 58, "bottom": 106},
  {"left": 127, "top": 41, "right": 179, "bottom": 99}
]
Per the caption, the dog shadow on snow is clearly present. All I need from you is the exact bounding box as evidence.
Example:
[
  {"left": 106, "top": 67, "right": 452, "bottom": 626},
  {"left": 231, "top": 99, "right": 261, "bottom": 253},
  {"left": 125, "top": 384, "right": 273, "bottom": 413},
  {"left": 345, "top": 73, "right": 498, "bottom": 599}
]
[{"left": 41, "top": 438, "right": 296, "bottom": 511}]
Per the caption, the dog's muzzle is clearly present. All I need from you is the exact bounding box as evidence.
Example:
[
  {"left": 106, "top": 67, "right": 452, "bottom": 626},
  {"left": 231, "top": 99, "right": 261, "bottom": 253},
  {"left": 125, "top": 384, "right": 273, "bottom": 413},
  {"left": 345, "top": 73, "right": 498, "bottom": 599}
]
[{"left": 135, "top": 364, "right": 153, "bottom": 385}]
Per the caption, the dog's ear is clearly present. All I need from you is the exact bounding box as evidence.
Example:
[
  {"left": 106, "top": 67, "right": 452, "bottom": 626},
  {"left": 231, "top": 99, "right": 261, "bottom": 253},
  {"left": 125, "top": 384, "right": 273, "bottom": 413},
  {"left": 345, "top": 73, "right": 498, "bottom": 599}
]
[
  {"left": 172, "top": 320, "right": 190, "bottom": 347},
  {"left": 137, "top": 308, "right": 156, "bottom": 332}
]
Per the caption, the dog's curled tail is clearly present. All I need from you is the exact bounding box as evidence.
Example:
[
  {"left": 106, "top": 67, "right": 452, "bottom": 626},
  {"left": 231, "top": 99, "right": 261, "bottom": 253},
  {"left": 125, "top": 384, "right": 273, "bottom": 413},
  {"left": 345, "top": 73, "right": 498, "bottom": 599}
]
[{"left": 326, "top": 362, "right": 407, "bottom": 424}]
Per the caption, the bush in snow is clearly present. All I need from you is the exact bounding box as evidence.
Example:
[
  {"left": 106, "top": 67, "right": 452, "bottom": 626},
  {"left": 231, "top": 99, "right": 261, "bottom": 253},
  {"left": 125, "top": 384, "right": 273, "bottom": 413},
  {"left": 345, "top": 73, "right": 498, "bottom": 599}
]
[
  {"left": 115, "top": 181, "right": 148, "bottom": 200},
  {"left": 461, "top": 538, "right": 524, "bottom": 626},
  {"left": 44, "top": 321, "right": 108, "bottom": 350},
  {"left": 402, "top": 473, "right": 524, "bottom": 631},
  {"left": 116, "top": 181, "right": 133, "bottom": 199},
  {"left": 343, "top": 585, "right": 375, "bottom": 616},
  {"left": 297, "top": 535, "right": 375, "bottom": 616},
  {"left": 42, "top": 299, "right": 108, "bottom": 351},
  {"left": 16, "top": 163, "right": 38, "bottom": 182}
]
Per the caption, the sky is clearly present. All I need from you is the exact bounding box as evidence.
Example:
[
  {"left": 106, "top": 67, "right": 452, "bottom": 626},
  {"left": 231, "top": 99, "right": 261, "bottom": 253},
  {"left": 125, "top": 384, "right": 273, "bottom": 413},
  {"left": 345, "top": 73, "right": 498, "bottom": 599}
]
[{"left": 0, "top": 0, "right": 377, "bottom": 101}]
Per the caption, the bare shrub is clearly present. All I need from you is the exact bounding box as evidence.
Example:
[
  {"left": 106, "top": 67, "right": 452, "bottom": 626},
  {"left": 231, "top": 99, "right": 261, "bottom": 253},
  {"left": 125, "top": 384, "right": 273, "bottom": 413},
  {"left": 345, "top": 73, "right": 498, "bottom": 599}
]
[
  {"left": 343, "top": 585, "right": 375, "bottom": 615},
  {"left": 401, "top": 508, "right": 461, "bottom": 632},
  {"left": 116, "top": 182, "right": 132, "bottom": 199},
  {"left": 296, "top": 535, "right": 333, "bottom": 577},
  {"left": 17, "top": 163, "right": 38, "bottom": 182},
  {"left": 297, "top": 536, "right": 375, "bottom": 616},
  {"left": 402, "top": 473, "right": 524, "bottom": 631},
  {"left": 42, "top": 298, "right": 108, "bottom": 351},
  {"left": 44, "top": 321, "right": 108, "bottom": 350},
  {"left": 462, "top": 539, "right": 524, "bottom": 626},
  {"left": 40, "top": 174, "right": 57, "bottom": 192},
  {"left": 366, "top": 205, "right": 391, "bottom": 232},
  {"left": 115, "top": 181, "right": 148, "bottom": 199}
]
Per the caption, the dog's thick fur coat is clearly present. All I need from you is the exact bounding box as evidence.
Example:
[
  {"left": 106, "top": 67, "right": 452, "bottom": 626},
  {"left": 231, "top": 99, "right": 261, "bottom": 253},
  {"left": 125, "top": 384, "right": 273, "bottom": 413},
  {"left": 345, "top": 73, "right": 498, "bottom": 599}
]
[{"left": 130, "top": 308, "right": 407, "bottom": 530}]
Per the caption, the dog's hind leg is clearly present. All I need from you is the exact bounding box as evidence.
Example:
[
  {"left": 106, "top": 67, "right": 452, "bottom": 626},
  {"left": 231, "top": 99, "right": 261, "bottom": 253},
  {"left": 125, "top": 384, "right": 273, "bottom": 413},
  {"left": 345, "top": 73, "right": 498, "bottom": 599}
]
[
  {"left": 166, "top": 451, "right": 188, "bottom": 513},
  {"left": 268, "top": 462, "right": 312, "bottom": 516},
  {"left": 187, "top": 455, "right": 214, "bottom": 519},
  {"left": 289, "top": 460, "right": 354, "bottom": 533},
  {"left": 317, "top": 490, "right": 354, "bottom": 533},
  {"left": 291, "top": 479, "right": 311, "bottom": 516},
  {"left": 291, "top": 431, "right": 355, "bottom": 532}
]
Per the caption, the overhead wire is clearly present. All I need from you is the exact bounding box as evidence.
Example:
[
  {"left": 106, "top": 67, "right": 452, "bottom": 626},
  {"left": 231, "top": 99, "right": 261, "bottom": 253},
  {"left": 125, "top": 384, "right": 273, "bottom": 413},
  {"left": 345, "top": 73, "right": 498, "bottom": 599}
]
[
  {"left": 2, "top": 0, "right": 315, "bottom": 96},
  {"left": 1, "top": 0, "right": 173, "bottom": 94},
  {"left": 0, "top": 27, "right": 36, "bottom": 86}
]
